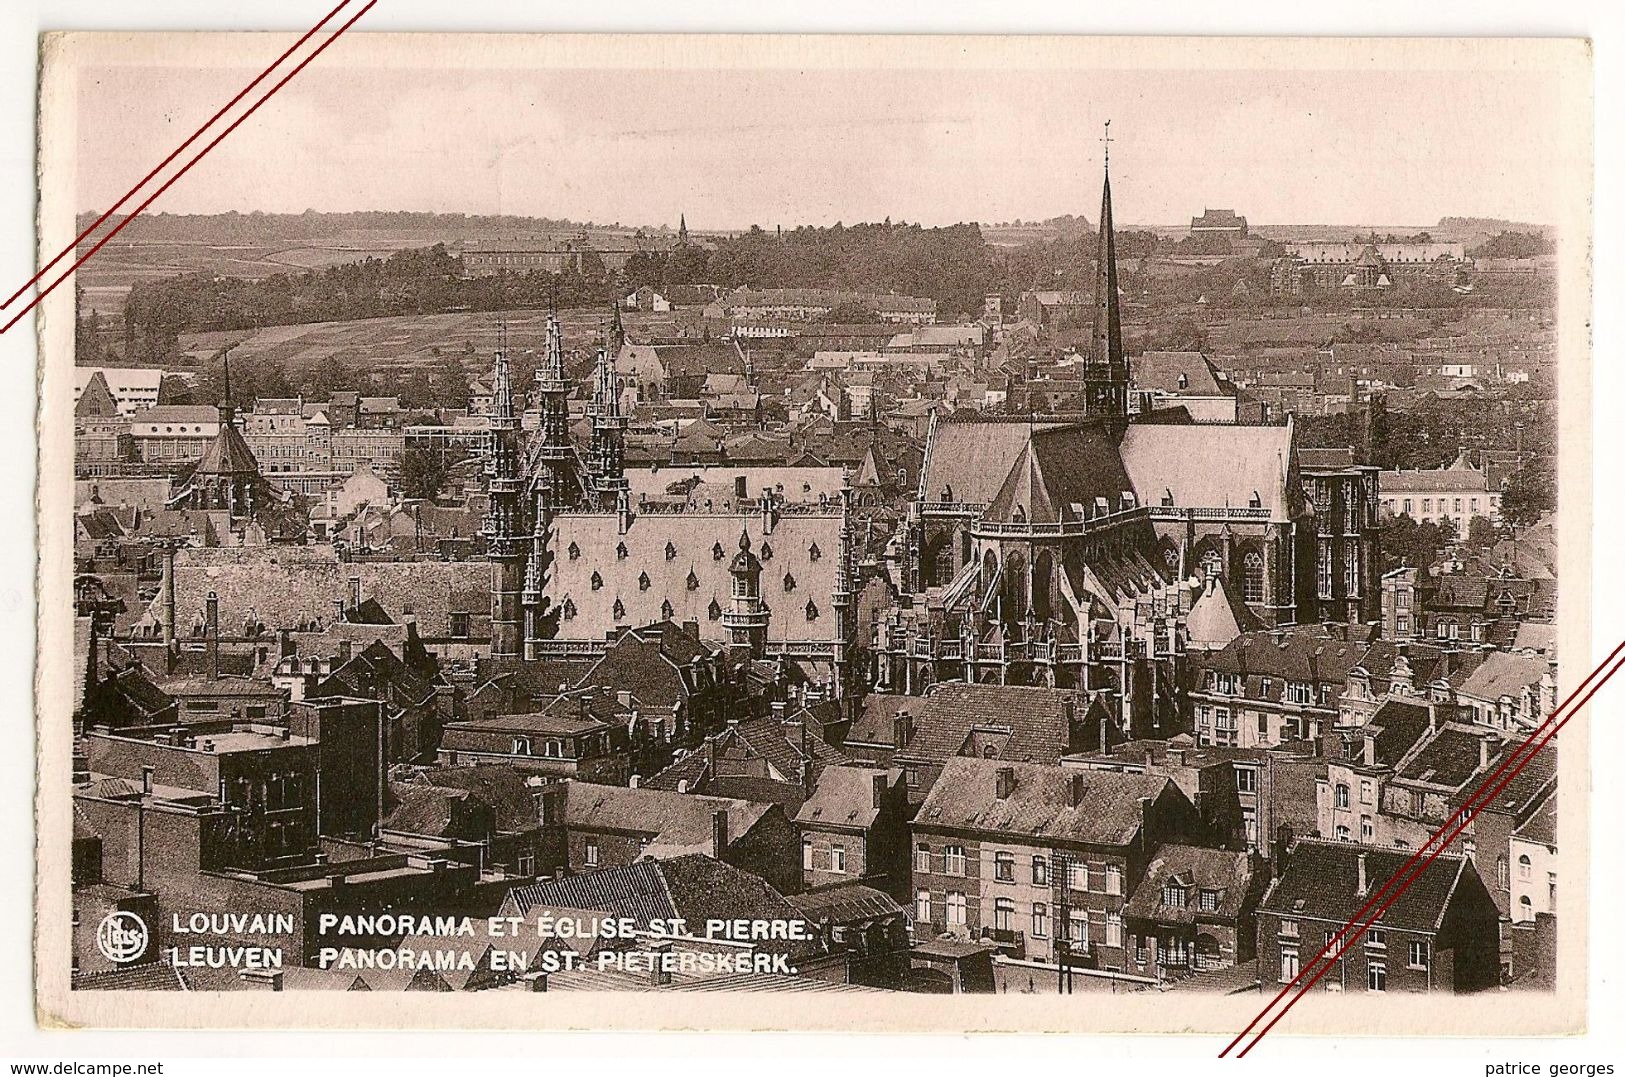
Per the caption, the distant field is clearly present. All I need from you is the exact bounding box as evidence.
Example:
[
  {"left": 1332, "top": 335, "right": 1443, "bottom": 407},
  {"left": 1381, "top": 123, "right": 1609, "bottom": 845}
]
[{"left": 174, "top": 308, "right": 687, "bottom": 379}]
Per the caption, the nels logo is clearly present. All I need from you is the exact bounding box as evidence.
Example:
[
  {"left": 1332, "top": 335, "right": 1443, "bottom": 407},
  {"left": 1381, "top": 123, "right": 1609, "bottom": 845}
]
[{"left": 95, "top": 911, "right": 149, "bottom": 964}]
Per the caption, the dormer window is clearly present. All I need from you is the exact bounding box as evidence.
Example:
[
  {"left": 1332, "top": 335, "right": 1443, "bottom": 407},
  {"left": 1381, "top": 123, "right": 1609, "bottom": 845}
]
[
  {"left": 760, "top": 542, "right": 773, "bottom": 561},
  {"left": 1199, "top": 889, "right": 1220, "bottom": 912},
  {"left": 1249, "top": 491, "right": 1263, "bottom": 510},
  {"left": 783, "top": 572, "right": 797, "bottom": 593},
  {"left": 809, "top": 542, "right": 822, "bottom": 562},
  {"left": 616, "top": 542, "right": 629, "bottom": 560},
  {"left": 612, "top": 599, "right": 626, "bottom": 620},
  {"left": 1162, "top": 488, "right": 1175, "bottom": 507},
  {"left": 805, "top": 600, "right": 820, "bottom": 621},
  {"left": 511, "top": 736, "right": 532, "bottom": 756},
  {"left": 713, "top": 542, "right": 725, "bottom": 561},
  {"left": 1162, "top": 883, "right": 1188, "bottom": 909},
  {"left": 665, "top": 541, "right": 677, "bottom": 561},
  {"left": 638, "top": 572, "right": 651, "bottom": 591},
  {"left": 661, "top": 599, "right": 674, "bottom": 620},
  {"left": 707, "top": 598, "right": 722, "bottom": 620},
  {"left": 590, "top": 571, "right": 603, "bottom": 591},
  {"left": 561, "top": 598, "right": 576, "bottom": 620},
  {"left": 686, "top": 569, "right": 700, "bottom": 591},
  {"left": 567, "top": 542, "right": 580, "bottom": 560}
]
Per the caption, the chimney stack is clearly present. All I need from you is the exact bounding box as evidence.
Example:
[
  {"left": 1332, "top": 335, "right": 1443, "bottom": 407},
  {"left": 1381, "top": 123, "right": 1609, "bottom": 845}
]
[
  {"left": 711, "top": 808, "right": 729, "bottom": 858},
  {"left": 1069, "top": 773, "right": 1088, "bottom": 809},
  {"left": 239, "top": 969, "right": 284, "bottom": 992},
  {"left": 994, "top": 766, "right": 1016, "bottom": 800},
  {"left": 872, "top": 772, "right": 888, "bottom": 809},
  {"left": 646, "top": 940, "right": 673, "bottom": 986},
  {"left": 525, "top": 971, "right": 549, "bottom": 992},
  {"left": 206, "top": 590, "right": 220, "bottom": 680},
  {"left": 348, "top": 575, "right": 361, "bottom": 613},
  {"left": 1356, "top": 850, "right": 1369, "bottom": 897},
  {"left": 892, "top": 708, "right": 913, "bottom": 750},
  {"left": 1479, "top": 735, "right": 1491, "bottom": 773},
  {"left": 140, "top": 764, "right": 154, "bottom": 795}
]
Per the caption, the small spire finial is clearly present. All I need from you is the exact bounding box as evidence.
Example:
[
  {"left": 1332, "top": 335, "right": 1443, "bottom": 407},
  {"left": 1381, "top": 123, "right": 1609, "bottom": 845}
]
[{"left": 1101, "top": 119, "right": 1113, "bottom": 172}]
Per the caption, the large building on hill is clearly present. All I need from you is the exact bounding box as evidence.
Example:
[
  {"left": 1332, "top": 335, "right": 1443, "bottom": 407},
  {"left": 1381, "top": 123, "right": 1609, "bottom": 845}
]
[{"left": 874, "top": 157, "right": 1381, "bottom": 736}]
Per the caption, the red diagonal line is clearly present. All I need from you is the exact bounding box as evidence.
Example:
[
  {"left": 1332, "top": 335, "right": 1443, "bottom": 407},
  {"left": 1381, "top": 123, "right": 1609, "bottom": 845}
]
[
  {"left": 1226, "top": 641, "right": 1624, "bottom": 1057},
  {"left": 1224, "top": 644, "right": 1620, "bottom": 1057},
  {"left": 3, "top": 0, "right": 355, "bottom": 311},
  {"left": 1220, "top": 638, "right": 1623, "bottom": 1057},
  {"left": 1234, "top": 671, "right": 1601, "bottom": 1058},
  {"left": 2, "top": 0, "right": 377, "bottom": 336}
]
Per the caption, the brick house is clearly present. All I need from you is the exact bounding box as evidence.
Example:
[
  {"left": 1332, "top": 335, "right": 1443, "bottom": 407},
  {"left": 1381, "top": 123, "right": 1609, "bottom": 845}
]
[
  {"left": 910, "top": 757, "right": 1203, "bottom": 969},
  {"left": 1256, "top": 840, "right": 1500, "bottom": 995},
  {"left": 1122, "top": 844, "right": 1264, "bottom": 980},
  {"left": 794, "top": 766, "right": 910, "bottom": 901}
]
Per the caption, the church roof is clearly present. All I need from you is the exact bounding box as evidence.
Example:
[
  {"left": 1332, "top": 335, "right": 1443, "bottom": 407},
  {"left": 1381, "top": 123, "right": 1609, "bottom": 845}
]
[
  {"left": 984, "top": 424, "right": 1133, "bottom": 526},
  {"left": 1118, "top": 422, "right": 1297, "bottom": 520},
  {"left": 1184, "top": 575, "right": 1258, "bottom": 650},
  {"left": 919, "top": 418, "right": 1069, "bottom": 507},
  {"left": 193, "top": 418, "right": 261, "bottom": 477}
]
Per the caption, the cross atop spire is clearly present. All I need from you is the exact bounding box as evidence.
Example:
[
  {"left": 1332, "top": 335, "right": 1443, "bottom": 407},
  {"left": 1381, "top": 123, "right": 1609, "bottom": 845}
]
[{"left": 1100, "top": 119, "right": 1113, "bottom": 172}]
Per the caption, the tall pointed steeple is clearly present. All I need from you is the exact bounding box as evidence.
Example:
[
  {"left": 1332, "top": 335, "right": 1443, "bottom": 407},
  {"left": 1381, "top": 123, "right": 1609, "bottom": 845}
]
[
  {"left": 678, "top": 213, "right": 689, "bottom": 246},
  {"left": 587, "top": 313, "right": 628, "bottom": 507},
  {"left": 1086, "top": 120, "right": 1129, "bottom": 419}
]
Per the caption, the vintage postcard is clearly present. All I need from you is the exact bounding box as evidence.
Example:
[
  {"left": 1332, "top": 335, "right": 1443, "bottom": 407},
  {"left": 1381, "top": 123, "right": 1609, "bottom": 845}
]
[{"left": 35, "top": 32, "right": 1592, "bottom": 1034}]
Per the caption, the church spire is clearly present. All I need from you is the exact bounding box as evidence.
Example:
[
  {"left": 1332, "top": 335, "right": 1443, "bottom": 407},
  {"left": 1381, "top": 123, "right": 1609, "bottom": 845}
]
[
  {"left": 678, "top": 213, "right": 689, "bottom": 246},
  {"left": 1087, "top": 120, "right": 1128, "bottom": 418}
]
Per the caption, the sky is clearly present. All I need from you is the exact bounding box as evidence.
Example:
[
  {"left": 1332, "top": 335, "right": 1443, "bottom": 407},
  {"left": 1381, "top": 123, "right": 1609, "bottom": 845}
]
[{"left": 73, "top": 57, "right": 1576, "bottom": 230}]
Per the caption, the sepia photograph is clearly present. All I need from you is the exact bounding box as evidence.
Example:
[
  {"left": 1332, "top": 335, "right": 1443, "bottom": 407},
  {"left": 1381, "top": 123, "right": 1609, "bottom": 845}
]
[{"left": 26, "top": 28, "right": 1594, "bottom": 1041}]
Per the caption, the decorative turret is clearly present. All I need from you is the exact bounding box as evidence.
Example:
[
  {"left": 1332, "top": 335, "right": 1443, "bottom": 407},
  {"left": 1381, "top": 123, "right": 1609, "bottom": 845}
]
[
  {"left": 480, "top": 324, "right": 526, "bottom": 658},
  {"left": 587, "top": 327, "right": 628, "bottom": 506},
  {"left": 722, "top": 528, "right": 769, "bottom": 659}
]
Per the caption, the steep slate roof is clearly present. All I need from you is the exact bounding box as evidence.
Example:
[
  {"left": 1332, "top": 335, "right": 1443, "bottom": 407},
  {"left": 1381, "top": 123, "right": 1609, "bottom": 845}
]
[
  {"left": 1118, "top": 422, "right": 1297, "bottom": 520},
  {"left": 1380, "top": 468, "right": 1490, "bottom": 493},
  {"left": 846, "top": 693, "right": 929, "bottom": 747},
  {"left": 916, "top": 757, "right": 1173, "bottom": 847},
  {"left": 646, "top": 715, "right": 848, "bottom": 797},
  {"left": 1185, "top": 575, "right": 1258, "bottom": 650},
  {"left": 1259, "top": 840, "right": 1473, "bottom": 933},
  {"left": 549, "top": 511, "right": 841, "bottom": 646},
  {"left": 919, "top": 418, "right": 1069, "bottom": 506},
  {"left": 899, "top": 682, "right": 1082, "bottom": 765},
  {"left": 1452, "top": 650, "right": 1550, "bottom": 702},
  {"left": 984, "top": 424, "right": 1135, "bottom": 526},
  {"left": 794, "top": 766, "right": 899, "bottom": 830},
  {"left": 1131, "top": 352, "right": 1233, "bottom": 396},
  {"left": 1123, "top": 844, "right": 1256, "bottom": 924},
  {"left": 152, "top": 546, "right": 489, "bottom": 639},
  {"left": 193, "top": 420, "right": 261, "bottom": 477},
  {"left": 558, "top": 781, "right": 771, "bottom": 854},
  {"left": 1201, "top": 629, "right": 1367, "bottom": 689}
]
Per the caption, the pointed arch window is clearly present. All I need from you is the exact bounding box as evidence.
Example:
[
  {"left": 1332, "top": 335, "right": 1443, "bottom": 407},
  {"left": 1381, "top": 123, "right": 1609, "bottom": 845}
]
[
  {"left": 760, "top": 541, "right": 773, "bottom": 561},
  {"left": 1200, "top": 549, "right": 1223, "bottom": 581},
  {"left": 638, "top": 571, "right": 652, "bottom": 591},
  {"left": 1243, "top": 551, "right": 1266, "bottom": 603},
  {"left": 805, "top": 600, "right": 820, "bottom": 621},
  {"left": 707, "top": 598, "right": 722, "bottom": 621},
  {"left": 561, "top": 597, "right": 576, "bottom": 620},
  {"left": 612, "top": 599, "right": 626, "bottom": 621},
  {"left": 590, "top": 571, "right": 603, "bottom": 591},
  {"left": 665, "top": 541, "right": 678, "bottom": 561},
  {"left": 567, "top": 542, "right": 580, "bottom": 560},
  {"left": 686, "top": 569, "right": 700, "bottom": 591}
]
